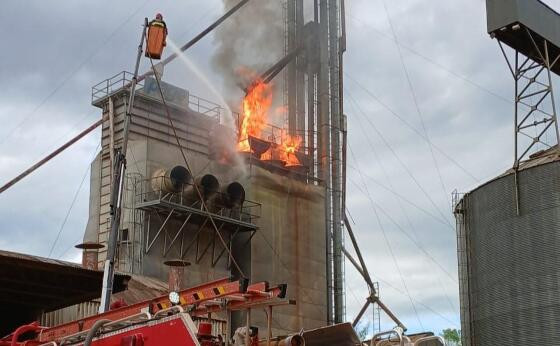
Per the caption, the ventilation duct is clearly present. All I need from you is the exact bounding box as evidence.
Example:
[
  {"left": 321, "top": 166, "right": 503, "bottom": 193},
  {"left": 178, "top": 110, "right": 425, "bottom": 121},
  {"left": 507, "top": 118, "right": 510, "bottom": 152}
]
[
  {"left": 183, "top": 174, "right": 220, "bottom": 202},
  {"left": 216, "top": 182, "right": 246, "bottom": 208},
  {"left": 151, "top": 166, "right": 192, "bottom": 193}
]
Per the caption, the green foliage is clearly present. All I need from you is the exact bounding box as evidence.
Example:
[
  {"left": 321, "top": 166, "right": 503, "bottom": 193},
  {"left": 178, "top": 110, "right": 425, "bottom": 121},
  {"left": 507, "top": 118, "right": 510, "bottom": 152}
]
[{"left": 440, "top": 328, "right": 461, "bottom": 346}]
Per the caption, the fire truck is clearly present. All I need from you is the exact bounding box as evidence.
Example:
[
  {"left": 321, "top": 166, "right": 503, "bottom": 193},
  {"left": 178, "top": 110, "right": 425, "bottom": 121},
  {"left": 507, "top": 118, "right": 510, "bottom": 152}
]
[{"left": 0, "top": 277, "right": 303, "bottom": 346}]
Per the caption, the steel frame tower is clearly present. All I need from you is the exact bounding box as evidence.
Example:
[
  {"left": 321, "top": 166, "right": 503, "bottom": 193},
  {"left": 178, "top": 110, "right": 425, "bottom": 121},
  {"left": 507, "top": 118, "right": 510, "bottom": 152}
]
[
  {"left": 498, "top": 35, "right": 560, "bottom": 168},
  {"left": 487, "top": 0, "right": 560, "bottom": 215}
]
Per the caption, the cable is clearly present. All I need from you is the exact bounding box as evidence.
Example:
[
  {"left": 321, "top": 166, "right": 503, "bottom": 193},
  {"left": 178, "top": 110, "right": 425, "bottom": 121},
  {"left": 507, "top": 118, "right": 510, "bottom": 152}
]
[
  {"left": 345, "top": 72, "right": 480, "bottom": 184},
  {"left": 347, "top": 174, "right": 457, "bottom": 284},
  {"left": 346, "top": 159, "right": 459, "bottom": 312},
  {"left": 381, "top": 0, "right": 449, "bottom": 210},
  {"left": 344, "top": 97, "right": 451, "bottom": 230},
  {"left": 346, "top": 161, "right": 449, "bottom": 228},
  {"left": 345, "top": 11, "right": 512, "bottom": 106},
  {"left": 348, "top": 147, "right": 458, "bottom": 313},
  {"left": 345, "top": 91, "right": 455, "bottom": 229},
  {"left": 349, "top": 144, "right": 425, "bottom": 330},
  {"left": 343, "top": 214, "right": 459, "bottom": 328},
  {"left": 373, "top": 274, "right": 459, "bottom": 328},
  {"left": 0, "top": 0, "right": 152, "bottom": 146},
  {"left": 48, "top": 143, "right": 100, "bottom": 258}
]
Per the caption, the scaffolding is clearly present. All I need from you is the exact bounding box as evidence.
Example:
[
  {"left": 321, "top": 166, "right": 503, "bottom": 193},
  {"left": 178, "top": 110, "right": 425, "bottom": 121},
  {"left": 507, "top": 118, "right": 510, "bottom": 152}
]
[{"left": 133, "top": 176, "right": 260, "bottom": 268}]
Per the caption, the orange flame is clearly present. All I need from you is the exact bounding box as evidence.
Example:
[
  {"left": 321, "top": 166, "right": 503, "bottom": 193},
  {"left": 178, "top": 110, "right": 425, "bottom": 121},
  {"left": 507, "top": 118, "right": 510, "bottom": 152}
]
[
  {"left": 281, "top": 133, "right": 302, "bottom": 166},
  {"left": 238, "top": 80, "right": 273, "bottom": 152}
]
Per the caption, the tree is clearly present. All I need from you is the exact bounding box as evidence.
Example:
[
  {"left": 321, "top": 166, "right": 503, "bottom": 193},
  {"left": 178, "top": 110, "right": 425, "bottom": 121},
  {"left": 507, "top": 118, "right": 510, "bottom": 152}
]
[{"left": 440, "top": 328, "right": 461, "bottom": 346}]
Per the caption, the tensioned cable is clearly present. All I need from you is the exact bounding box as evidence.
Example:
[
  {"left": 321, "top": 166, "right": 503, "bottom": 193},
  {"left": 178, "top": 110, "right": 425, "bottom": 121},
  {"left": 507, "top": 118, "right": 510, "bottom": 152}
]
[
  {"left": 343, "top": 210, "right": 459, "bottom": 328},
  {"left": 348, "top": 144, "right": 425, "bottom": 330},
  {"left": 346, "top": 11, "right": 512, "bottom": 106},
  {"left": 345, "top": 120, "right": 458, "bottom": 282},
  {"left": 346, "top": 172, "right": 457, "bottom": 284},
  {"left": 0, "top": 0, "right": 152, "bottom": 146},
  {"left": 372, "top": 271, "right": 459, "bottom": 328},
  {"left": 48, "top": 142, "right": 101, "bottom": 258},
  {"left": 346, "top": 173, "right": 460, "bottom": 329},
  {"left": 346, "top": 91, "right": 455, "bottom": 229},
  {"left": 346, "top": 148, "right": 458, "bottom": 311},
  {"left": 381, "top": 0, "right": 449, "bottom": 211},
  {"left": 344, "top": 98, "right": 449, "bottom": 231},
  {"left": 345, "top": 72, "right": 480, "bottom": 184}
]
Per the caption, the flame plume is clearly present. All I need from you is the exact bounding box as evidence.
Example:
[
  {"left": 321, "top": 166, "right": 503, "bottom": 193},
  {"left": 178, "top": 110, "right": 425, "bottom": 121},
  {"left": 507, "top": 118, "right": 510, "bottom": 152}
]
[
  {"left": 281, "top": 133, "right": 302, "bottom": 166},
  {"left": 238, "top": 80, "right": 273, "bottom": 152}
]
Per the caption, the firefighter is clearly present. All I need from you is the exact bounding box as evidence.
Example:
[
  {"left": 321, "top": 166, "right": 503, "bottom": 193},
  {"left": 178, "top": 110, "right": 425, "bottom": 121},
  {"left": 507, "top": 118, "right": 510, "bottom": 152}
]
[{"left": 146, "top": 13, "right": 168, "bottom": 59}]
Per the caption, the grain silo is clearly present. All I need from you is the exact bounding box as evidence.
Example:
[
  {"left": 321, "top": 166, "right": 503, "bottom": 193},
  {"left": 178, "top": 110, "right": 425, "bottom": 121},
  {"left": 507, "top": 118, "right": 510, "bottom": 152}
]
[
  {"left": 455, "top": 149, "right": 560, "bottom": 345},
  {"left": 81, "top": 74, "right": 328, "bottom": 335},
  {"left": 455, "top": 1, "right": 560, "bottom": 345}
]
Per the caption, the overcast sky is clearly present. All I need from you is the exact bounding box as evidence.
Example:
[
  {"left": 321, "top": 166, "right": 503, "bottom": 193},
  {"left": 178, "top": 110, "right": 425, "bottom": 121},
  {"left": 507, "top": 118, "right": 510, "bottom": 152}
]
[{"left": 1, "top": 0, "right": 560, "bottom": 338}]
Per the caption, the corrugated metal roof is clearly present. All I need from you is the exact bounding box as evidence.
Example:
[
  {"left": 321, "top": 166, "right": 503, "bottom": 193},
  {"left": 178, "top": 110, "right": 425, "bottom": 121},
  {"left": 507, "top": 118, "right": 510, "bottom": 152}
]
[
  {"left": 112, "top": 274, "right": 169, "bottom": 304},
  {"left": 468, "top": 147, "right": 560, "bottom": 195},
  {"left": 0, "top": 249, "right": 129, "bottom": 336}
]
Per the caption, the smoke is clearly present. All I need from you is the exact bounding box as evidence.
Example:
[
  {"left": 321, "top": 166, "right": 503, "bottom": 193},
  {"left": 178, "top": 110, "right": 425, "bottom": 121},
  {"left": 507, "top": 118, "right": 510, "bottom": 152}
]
[
  {"left": 210, "top": 0, "right": 286, "bottom": 175},
  {"left": 211, "top": 0, "right": 285, "bottom": 110}
]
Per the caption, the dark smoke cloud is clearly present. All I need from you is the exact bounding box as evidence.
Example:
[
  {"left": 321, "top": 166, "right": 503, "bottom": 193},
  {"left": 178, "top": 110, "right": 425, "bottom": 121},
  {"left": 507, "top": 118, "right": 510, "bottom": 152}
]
[{"left": 211, "top": 0, "right": 285, "bottom": 105}]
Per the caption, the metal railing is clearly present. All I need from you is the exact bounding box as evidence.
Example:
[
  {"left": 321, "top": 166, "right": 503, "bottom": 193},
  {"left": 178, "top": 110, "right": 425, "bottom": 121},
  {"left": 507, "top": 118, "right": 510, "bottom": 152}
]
[
  {"left": 92, "top": 71, "right": 135, "bottom": 103},
  {"left": 91, "top": 71, "right": 223, "bottom": 121}
]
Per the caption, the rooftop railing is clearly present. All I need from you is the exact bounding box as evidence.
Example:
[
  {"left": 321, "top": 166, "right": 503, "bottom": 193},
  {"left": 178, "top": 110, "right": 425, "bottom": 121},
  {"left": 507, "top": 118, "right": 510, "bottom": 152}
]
[{"left": 92, "top": 71, "right": 223, "bottom": 121}]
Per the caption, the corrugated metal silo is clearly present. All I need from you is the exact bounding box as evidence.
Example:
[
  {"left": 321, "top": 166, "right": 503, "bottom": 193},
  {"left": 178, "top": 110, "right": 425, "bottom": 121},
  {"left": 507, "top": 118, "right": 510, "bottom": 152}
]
[{"left": 455, "top": 149, "right": 560, "bottom": 345}]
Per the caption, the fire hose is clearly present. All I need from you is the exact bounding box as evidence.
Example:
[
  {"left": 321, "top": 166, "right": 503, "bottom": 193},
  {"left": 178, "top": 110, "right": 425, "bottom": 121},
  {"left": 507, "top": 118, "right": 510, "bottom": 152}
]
[
  {"left": 2, "top": 322, "right": 42, "bottom": 346},
  {"left": 83, "top": 319, "right": 112, "bottom": 346}
]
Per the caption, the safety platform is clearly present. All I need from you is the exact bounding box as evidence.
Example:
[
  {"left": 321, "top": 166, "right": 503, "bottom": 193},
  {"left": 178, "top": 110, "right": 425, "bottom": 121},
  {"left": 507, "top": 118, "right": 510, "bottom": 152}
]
[{"left": 487, "top": 0, "right": 560, "bottom": 75}]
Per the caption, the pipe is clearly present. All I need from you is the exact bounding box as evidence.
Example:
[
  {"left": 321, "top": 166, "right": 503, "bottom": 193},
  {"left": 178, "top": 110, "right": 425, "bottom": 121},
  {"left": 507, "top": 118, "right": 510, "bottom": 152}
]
[
  {"left": 183, "top": 174, "right": 220, "bottom": 201},
  {"left": 84, "top": 319, "right": 112, "bottom": 346},
  {"left": 9, "top": 322, "right": 41, "bottom": 346},
  {"left": 216, "top": 182, "right": 245, "bottom": 208},
  {"left": 0, "top": 119, "right": 102, "bottom": 195},
  {"left": 151, "top": 166, "right": 192, "bottom": 193}
]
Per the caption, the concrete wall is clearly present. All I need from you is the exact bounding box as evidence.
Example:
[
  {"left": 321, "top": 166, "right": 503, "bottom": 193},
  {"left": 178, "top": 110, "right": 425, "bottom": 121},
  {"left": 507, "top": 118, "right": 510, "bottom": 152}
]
[{"left": 242, "top": 165, "right": 327, "bottom": 334}]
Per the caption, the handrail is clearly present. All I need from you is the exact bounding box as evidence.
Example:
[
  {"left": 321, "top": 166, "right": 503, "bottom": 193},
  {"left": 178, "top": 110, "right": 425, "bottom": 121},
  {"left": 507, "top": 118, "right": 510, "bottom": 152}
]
[
  {"left": 153, "top": 305, "right": 185, "bottom": 318},
  {"left": 413, "top": 336, "right": 444, "bottom": 346},
  {"left": 371, "top": 327, "right": 410, "bottom": 346},
  {"left": 59, "top": 312, "right": 152, "bottom": 345},
  {"left": 91, "top": 71, "right": 222, "bottom": 121}
]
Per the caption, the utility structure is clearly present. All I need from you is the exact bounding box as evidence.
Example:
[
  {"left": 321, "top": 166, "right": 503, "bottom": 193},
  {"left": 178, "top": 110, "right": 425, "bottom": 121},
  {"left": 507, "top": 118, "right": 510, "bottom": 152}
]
[
  {"left": 454, "top": 2, "right": 560, "bottom": 345},
  {"left": 284, "top": 0, "right": 347, "bottom": 325},
  {"left": 488, "top": 0, "right": 560, "bottom": 213},
  {"left": 282, "top": 0, "right": 404, "bottom": 330}
]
